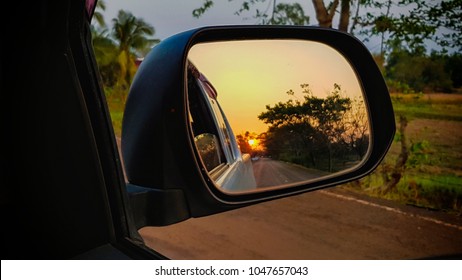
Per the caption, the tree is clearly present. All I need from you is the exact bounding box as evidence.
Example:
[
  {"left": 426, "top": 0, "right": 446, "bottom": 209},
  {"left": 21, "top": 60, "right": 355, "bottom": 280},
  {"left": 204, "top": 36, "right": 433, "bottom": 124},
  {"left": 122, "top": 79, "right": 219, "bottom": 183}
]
[
  {"left": 355, "top": 0, "right": 462, "bottom": 55},
  {"left": 259, "top": 3, "right": 310, "bottom": 25},
  {"left": 193, "top": 0, "right": 350, "bottom": 30},
  {"left": 258, "top": 83, "right": 367, "bottom": 172},
  {"left": 311, "top": 0, "right": 352, "bottom": 31},
  {"left": 341, "top": 97, "right": 369, "bottom": 159},
  {"left": 91, "top": 0, "right": 120, "bottom": 88},
  {"left": 111, "top": 10, "right": 159, "bottom": 87},
  {"left": 193, "top": 0, "right": 309, "bottom": 26},
  {"left": 236, "top": 131, "right": 264, "bottom": 156},
  {"left": 236, "top": 133, "right": 253, "bottom": 155},
  {"left": 92, "top": 0, "right": 107, "bottom": 28},
  {"left": 91, "top": 27, "right": 120, "bottom": 87},
  {"left": 385, "top": 46, "right": 455, "bottom": 93},
  {"left": 193, "top": 0, "right": 461, "bottom": 55}
]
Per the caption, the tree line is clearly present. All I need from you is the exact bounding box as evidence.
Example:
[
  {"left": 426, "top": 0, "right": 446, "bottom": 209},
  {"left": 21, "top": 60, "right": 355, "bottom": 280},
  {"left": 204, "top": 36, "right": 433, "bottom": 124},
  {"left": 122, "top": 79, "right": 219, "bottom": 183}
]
[{"left": 256, "top": 84, "right": 369, "bottom": 173}]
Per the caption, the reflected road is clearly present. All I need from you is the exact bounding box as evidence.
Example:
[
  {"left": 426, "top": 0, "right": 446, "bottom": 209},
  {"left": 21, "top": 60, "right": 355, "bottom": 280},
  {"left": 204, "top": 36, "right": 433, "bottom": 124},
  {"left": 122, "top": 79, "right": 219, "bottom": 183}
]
[{"left": 251, "top": 157, "right": 329, "bottom": 188}]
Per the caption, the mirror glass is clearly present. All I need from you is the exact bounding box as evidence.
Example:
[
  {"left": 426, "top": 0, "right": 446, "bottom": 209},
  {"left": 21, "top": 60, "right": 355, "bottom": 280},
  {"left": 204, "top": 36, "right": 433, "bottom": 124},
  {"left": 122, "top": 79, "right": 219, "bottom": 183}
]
[
  {"left": 187, "top": 40, "right": 370, "bottom": 193},
  {"left": 194, "top": 133, "right": 223, "bottom": 172}
]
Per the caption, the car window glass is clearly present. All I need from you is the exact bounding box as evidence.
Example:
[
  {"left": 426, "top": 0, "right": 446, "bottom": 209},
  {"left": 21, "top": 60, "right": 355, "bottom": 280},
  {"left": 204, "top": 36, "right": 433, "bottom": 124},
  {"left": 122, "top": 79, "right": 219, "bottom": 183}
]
[
  {"left": 187, "top": 70, "right": 228, "bottom": 171},
  {"left": 206, "top": 94, "right": 236, "bottom": 163}
]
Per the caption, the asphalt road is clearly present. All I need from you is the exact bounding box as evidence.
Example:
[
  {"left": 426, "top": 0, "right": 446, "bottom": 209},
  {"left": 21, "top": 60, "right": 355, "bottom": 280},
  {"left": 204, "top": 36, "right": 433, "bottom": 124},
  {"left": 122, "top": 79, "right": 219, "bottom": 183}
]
[
  {"left": 139, "top": 187, "right": 462, "bottom": 259},
  {"left": 116, "top": 138, "right": 462, "bottom": 259},
  {"left": 252, "top": 157, "right": 329, "bottom": 188}
]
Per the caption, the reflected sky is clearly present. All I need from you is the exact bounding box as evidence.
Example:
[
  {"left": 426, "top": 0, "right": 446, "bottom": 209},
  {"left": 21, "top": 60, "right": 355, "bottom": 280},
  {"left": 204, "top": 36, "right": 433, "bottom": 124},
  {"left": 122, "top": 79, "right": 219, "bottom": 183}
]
[{"left": 188, "top": 40, "right": 363, "bottom": 134}]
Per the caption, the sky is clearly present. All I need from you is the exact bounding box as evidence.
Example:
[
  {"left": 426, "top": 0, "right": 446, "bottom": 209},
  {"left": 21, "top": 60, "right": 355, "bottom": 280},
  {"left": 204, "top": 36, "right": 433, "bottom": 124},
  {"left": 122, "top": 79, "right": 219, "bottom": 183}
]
[
  {"left": 100, "top": 0, "right": 384, "bottom": 52},
  {"left": 189, "top": 40, "right": 363, "bottom": 134},
  {"left": 98, "top": 0, "right": 442, "bottom": 134},
  {"left": 102, "top": 0, "right": 273, "bottom": 39},
  {"left": 100, "top": 0, "right": 450, "bottom": 54},
  {"left": 100, "top": 0, "right": 367, "bottom": 134}
]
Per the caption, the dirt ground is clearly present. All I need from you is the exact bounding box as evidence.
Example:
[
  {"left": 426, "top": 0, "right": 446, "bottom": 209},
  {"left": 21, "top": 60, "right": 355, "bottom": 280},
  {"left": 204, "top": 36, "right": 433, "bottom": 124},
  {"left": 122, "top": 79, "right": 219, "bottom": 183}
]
[
  {"left": 409, "top": 118, "right": 462, "bottom": 172},
  {"left": 139, "top": 188, "right": 462, "bottom": 260}
]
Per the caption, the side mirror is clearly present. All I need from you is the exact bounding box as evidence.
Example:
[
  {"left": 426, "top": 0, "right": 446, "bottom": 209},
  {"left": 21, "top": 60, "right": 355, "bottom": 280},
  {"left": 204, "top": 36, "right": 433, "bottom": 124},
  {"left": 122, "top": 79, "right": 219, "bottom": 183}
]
[{"left": 122, "top": 26, "right": 395, "bottom": 227}]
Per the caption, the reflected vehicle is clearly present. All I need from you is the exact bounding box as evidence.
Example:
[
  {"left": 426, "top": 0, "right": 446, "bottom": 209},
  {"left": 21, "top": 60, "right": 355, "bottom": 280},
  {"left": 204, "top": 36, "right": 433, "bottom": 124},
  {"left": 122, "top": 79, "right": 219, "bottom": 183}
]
[
  {"left": 188, "top": 40, "right": 370, "bottom": 192},
  {"left": 188, "top": 62, "right": 257, "bottom": 192}
]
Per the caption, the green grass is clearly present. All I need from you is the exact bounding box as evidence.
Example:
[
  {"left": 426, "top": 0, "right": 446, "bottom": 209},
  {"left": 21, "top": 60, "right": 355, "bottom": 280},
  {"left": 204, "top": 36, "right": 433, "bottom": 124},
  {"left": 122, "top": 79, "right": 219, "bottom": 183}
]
[
  {"left": 105, "top": 86, "right": 127, "bottom": 137},
  {"left": 391, "top": 93, "right": 462, "bottom": 121},
  {"left": 109, "top": 109, "right": 123, "bottom": 137},
  {"left": 344, "top": 93, "right": 462, "bottom": 213},
  {"left": 350, "top": 172, "right": 462, "bottom": 213}
]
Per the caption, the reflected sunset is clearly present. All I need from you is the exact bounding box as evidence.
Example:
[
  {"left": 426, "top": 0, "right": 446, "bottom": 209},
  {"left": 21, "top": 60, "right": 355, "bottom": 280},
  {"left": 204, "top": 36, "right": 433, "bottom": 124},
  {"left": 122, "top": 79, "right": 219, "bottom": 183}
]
[{"left": 188, "top": 40, "right": 363, "bottom": 134}]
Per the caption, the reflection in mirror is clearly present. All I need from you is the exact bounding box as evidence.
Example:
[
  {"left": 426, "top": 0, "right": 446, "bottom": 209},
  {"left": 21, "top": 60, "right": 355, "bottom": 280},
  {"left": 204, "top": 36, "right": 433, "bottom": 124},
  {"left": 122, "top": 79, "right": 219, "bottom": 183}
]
[
  {"left": 194, "top": 133, "right": 223, "bottom": 172},
  {"left": 187, "top": 40, "right": 370, "bottom": 193}
]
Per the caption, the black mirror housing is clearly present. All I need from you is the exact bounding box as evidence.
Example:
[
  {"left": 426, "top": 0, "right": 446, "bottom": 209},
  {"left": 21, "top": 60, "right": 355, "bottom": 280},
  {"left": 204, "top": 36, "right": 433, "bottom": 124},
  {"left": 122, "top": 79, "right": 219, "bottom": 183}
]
[{"left": 122, "top": 26, "right": 395, "bottom": 227}]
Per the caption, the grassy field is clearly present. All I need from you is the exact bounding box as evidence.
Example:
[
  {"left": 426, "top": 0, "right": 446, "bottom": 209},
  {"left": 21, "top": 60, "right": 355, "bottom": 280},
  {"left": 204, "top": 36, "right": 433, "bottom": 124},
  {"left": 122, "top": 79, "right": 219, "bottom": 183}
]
[
  {"left": 107, "top": 93, "right": 125, "bottom": 137},
  {"left": 391, "top": 93, "right": 462, "bottom": 121},
  {"left": 345, "top": 93, "right": 462, "bottom": 214},
  {"left": 107, "top": 91, "right": 462, "bottom": 214}
]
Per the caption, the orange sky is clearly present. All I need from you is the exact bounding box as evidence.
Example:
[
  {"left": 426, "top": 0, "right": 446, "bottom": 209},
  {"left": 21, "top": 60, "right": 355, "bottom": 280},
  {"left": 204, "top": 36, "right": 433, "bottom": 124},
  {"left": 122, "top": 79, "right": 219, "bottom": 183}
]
[{"left": 188, "top": 40, "right": 364, "bottom": 135}]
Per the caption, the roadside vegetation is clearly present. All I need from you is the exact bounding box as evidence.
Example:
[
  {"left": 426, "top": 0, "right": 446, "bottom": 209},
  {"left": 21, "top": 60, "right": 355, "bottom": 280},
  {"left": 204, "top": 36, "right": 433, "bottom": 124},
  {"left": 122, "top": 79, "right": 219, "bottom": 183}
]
[
  {"left": 345, "top": 93, "right": 462, "bottom": 214},
  {"left": 90, "top": 1, "right": 159, "bottom": 136},
  {"left": 92, "top": 0, "right": 461, "bottom": 214}
]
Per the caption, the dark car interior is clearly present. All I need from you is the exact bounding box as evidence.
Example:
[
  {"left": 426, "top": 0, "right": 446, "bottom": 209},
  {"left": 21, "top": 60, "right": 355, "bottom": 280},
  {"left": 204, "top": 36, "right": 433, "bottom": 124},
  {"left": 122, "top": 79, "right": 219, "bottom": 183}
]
[{"left": 1, "top": 0, "right": 153, "bottom": 259}]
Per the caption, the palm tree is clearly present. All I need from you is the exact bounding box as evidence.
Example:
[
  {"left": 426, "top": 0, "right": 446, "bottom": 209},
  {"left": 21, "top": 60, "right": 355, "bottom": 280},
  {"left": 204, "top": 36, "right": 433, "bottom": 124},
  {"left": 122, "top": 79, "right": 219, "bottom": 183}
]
[
  {"left": 111, "top": 10, "right": 160, "bottom": 87},
  {"left": 92, "top": 27, "right": 120, "bottom": 87},
  {"left": 92, "top": 0, "right": 107, "bottom": 28},
  {"left": 91, "top": 1, "right": 120, "bottom": 87}
]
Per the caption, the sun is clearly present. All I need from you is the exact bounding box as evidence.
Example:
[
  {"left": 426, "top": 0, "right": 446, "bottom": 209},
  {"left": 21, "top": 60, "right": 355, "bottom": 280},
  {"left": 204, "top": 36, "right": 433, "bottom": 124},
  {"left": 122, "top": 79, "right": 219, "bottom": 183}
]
[{"left": 248, "top": 139, "right": 257, "bottom": 146}]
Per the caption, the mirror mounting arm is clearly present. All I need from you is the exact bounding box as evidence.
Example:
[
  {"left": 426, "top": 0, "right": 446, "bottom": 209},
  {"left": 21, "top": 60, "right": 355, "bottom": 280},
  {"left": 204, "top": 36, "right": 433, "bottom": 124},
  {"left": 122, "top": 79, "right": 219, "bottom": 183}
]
[{"left": 126, "top": 184, "right": 190, "bottom": 228}]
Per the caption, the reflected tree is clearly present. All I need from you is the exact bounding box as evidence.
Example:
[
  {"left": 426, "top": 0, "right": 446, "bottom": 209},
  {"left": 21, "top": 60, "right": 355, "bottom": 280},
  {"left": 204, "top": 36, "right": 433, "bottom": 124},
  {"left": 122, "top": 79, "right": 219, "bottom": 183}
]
[
  {"left": 236, "top": 131, "right": 265, "bottom": 157},
  {"left": 258, "top": 83, "right": 369, "bottom": 172},
  {"left": 341, "top": 97, "right": 369, "bottom": 160}
]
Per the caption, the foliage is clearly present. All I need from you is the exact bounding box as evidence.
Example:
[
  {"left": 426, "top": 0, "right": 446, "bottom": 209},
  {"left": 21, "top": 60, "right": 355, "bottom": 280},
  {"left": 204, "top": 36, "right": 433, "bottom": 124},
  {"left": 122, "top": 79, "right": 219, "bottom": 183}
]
[
  {"left": 111, "top": 10, "right": 159, "bottom": 88},
  {"left": 192, "top": 0, "right": 214, "bottom": 18},
  {"left": 92, "top": 0, "right": 107, "bottom": 28},
  {"left": 426, "top": 0, "right": 462, "bottom": 52},
  {"left": 91, "top": 27, "right": 120, "bottom": 87},
  {"left": 194, "top": 0, "right": 311, "bottom": 26},
  {"left": 192, "top": 1, "right": 461, "bottom": 94},
  {"left": 433, "top": 52, "right": 462, "bottom": 89},
  {"left": 352, "top": 170, "right": 462, "bottom": 212},
  {"left": 347, "top": 94, "right": 462, "bottom": 213},
  {"left": 354, "top": 0, "right": 462, "bottom": 54},
  {"left": 236, "top": 133, "right": 253, "bottom": 155},
  {"left": 91, "top": 3, "right": 162, "bottom": 138},
  {"left": 407, "top": 140, "right": 431, "bottom": 168},
  {"left": 193, "top": 0, "right": 461, "bottom": 54},
  {"left": 91, "top": 2, "right": 160, "bottom": 91},
  {"left": 258, "top": 83, "right": 368, "bottom": 172},
  {"left": 258, "top": 3, "right": 310, "bottom": 25},
  {"left": 236, "top": 131, "right": 264, "bottom": 156},
  {"left": 105, "top": 86, "right": 127, "bottom": 137},
  {"left": 385, "top": 47, "right": 455, "bottom": 93}
]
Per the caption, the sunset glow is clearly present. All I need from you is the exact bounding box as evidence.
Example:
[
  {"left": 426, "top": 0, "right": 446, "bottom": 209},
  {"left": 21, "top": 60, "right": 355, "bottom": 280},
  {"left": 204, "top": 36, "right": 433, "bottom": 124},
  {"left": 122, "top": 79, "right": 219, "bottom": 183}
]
[{"left": 188, "top": 40, "right": 364, "bottom": 134}]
